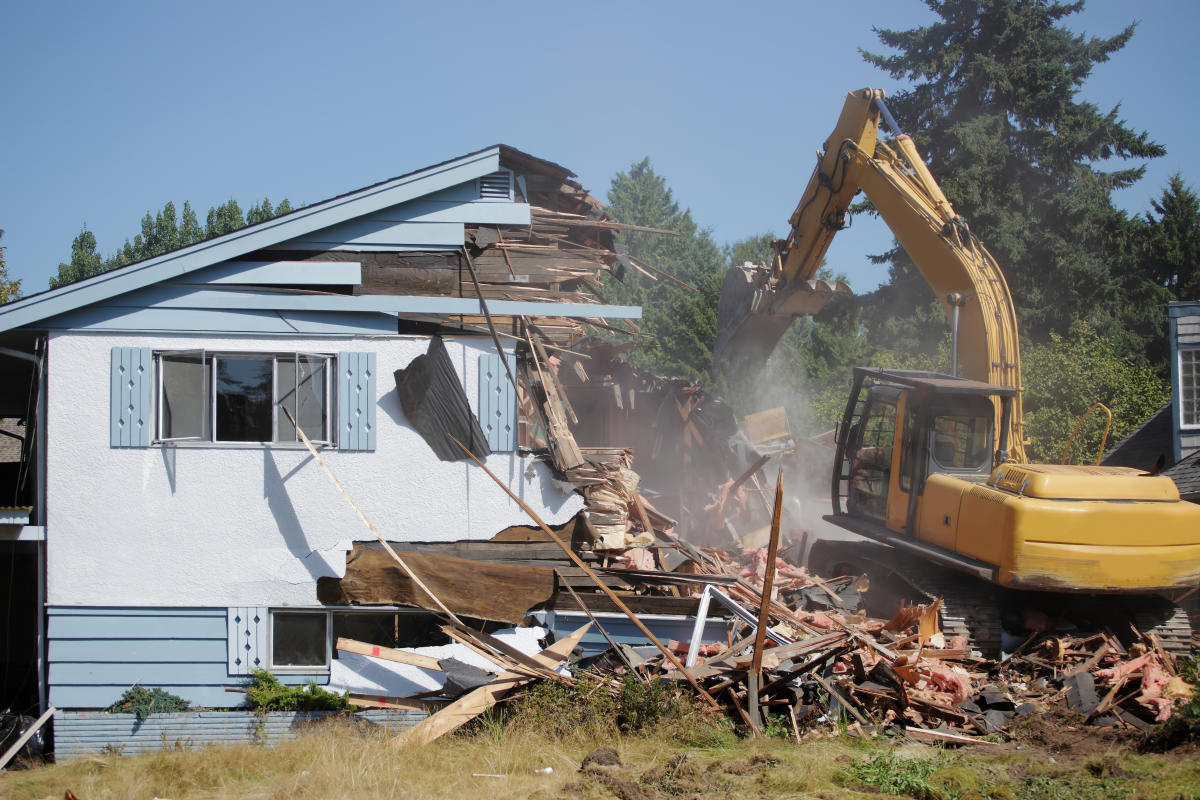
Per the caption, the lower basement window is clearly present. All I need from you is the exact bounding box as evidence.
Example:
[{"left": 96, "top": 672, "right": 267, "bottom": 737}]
[{"left": 270, "top": 610, "right": 330, "bottom": 670}]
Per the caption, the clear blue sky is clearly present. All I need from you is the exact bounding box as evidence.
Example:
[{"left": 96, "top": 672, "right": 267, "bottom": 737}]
[{"left": 3, "top": 0, "right": 1197, "bottom": 296}]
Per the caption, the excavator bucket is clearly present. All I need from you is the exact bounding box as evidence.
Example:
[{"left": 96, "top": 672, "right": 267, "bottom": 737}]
[{"left": 713, "top": 263, "right": 851, "bottom": 382}]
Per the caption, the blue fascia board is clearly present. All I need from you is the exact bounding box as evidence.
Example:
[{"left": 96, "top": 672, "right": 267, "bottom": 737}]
[
  {"left": 367, "top": 199, "right": 531, "bottom": 225},
  {"left": 41, "top": 306, "right": 403, "bottom": 336},
  {"left": 197, "top": 261, "right": 362, "bottom": 285},
  {"left": 0, "top": 148, "right": 504, "bottom": 334},
  {"left": 276, "top": 220, "right": 466, "bottom": 249},
  {"left": 1169, "top": 301, "right": 1200, "bottom": 317},
  {"left": 91, "top": 286, "right": 642, "bottom": 319},
  {"left": 1171, "top": 313, "right": 1182, "bottom": 464}
]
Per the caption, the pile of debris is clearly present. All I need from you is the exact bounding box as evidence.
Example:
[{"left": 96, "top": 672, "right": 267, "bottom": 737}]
[{"left": 329, "top": 459, "right": 1194, "bottom": 748}]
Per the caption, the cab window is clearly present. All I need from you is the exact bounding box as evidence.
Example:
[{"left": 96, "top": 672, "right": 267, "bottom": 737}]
[{"left": 930, "top": 412, "right": 991, "bottom": 470}]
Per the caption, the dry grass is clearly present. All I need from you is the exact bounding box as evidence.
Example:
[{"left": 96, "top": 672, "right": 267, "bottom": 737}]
[
  {"left": 4, "top": 715, "right": 1199, "bottom": 800},
  {"left": 0, "top": 716, "right": 851, "bottom": 800}
]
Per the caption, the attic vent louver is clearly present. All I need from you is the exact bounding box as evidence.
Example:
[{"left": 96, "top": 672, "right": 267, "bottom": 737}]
[{"left": 478, "top": 170, "right": 513, "bottom": 200}]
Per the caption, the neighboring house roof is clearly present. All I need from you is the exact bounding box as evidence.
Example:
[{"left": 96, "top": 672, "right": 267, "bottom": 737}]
[
  {"left": 1163, "top": 448, "right": 1200, "bottom": 501},
  {"left": 0, "top": 145, "right": 639, "bottom": 335},
  {"left": 1100, "top": 404, "right": 1174, "bottom": 472}
]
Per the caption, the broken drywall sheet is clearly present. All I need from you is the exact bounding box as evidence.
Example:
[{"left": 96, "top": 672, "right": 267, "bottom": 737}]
[{"left": 328, "top": 625, "right": 555, "bottom": 698}]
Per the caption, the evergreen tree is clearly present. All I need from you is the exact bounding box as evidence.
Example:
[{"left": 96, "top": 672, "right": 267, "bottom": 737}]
[
  {"left": 0, "top": 230, "right": 21, "bottom": 304},
  {"left": 1139, "top": 174, "right": 1200, "bottom": 301},
  {"left": 862, "top": 0, "right": 1164, "bottom": 351},
  {"left": 51, "top": 196, "right": 293, "bottom": 288},
  {"left": 604, "top": 158, "right": 724, "bottom": 381},
  {"left": 180, "top": 201, "right": 204, "bottom": 247}
]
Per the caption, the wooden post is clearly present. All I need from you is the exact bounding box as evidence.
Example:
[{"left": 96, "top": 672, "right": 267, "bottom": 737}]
[{"left": 747, "top": 468, "right": 784, "bottom": 732}]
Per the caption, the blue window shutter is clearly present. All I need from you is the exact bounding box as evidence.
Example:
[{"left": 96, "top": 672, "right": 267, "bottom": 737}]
[
  {"left": 338, "top": 352, "right": 376, "bottom": 451},
  {"left": 477, "top": 352, "right": 516, "bottom": 452},
  {"left": 226, "top": 607, "right": 267, "bottom": 676},
  {"left": 110, "top": 347, "right": 152, "bottom": 447}
]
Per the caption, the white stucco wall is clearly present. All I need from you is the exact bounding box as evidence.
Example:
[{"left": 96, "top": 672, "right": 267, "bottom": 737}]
[{"left": 46, "top": 331, "right": 582, "bottom": 607}]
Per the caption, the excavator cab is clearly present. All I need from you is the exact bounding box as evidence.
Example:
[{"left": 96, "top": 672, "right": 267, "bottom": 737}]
[{"left": 832, "top": 367, "right": 1016, "bottom": 553}]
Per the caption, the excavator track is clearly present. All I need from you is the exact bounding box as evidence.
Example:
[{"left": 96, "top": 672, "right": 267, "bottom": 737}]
[
  {"left": 858, "top": 549, "right": 1006, "bottom": 658},
  {"left": 808, "top": 538, "right": 1196, "bottom": 659},
  {"left": 1130, "top": 603, "right": 1195, "bottom": 657}
]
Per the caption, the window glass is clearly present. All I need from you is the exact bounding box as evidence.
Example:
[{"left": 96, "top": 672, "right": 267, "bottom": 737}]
[
  {"left": 160, "top": 352, "right": 208, "bottom": 440},
  {"left": 931, "top": 412, "right": 991, "bottom": 470},
  {"left": 272, "top": 611, "right": 328, "bottom": 668},
  {"left": 276, "top": 355, "right": 328, "bottom": 442},
  {"left": 859, "top": 401, "right": 896, "bottom": 458},
  {"left": 215, "top": 356, "right": 274, "bottom": 442},
  {"left": 898, "top": 404, "right": 918, "bottom": 492},
  {"left": 1183, "top": 349, "right": 1199, "bottom": 427}
]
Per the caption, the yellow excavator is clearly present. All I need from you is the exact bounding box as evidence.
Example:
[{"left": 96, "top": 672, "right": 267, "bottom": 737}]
[{"left": 714, "top": 88, "right": 1200, "bottom": 654}]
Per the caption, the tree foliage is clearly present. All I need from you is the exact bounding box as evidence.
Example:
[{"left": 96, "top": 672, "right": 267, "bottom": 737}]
[
  {"left": 52, "top": 197, "right": 294, "bottom": 289},
  {"left": 604, "top": 159, "right": 723, "bottom": 382},
  {"left": 861, "top": 0, "right": 1164, "bottom": 355},
  {"left": 0, "top": 230, "right": 21, "bottom": 304},
  {"left": 1021, "top": 320, "right": 1169, "bottom": 464},
  {"left": 1134, "top": 173, "right": 1200, "bottom": 302}
]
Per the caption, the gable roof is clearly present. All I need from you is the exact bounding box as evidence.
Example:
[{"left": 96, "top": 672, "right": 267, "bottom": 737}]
[
  {"left": 0, "top": 145, "right": 563, "bottom": 335},
  {"left": 1163, "top": 448, "right": 1200, "bottom": 501},
  {"left": 1101, "top": 404, "right": 1174, "bottom": 472}
]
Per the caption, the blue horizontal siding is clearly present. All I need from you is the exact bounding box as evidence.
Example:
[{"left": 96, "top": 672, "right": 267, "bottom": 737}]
[
  {"left": 49, "top": 639, "right": 224, "bottom": 662},
  {"left": 50, "top": 662, "right": 229, "bottom": 685},
  {"left": 47, "top": 607, "right": 327, "bottom": 710},
  {"left": 49, "top": 609, "right": 227, "bottom": 639},
  {"left": 54, "top": 709, "right": 426, "bottom": 759}
]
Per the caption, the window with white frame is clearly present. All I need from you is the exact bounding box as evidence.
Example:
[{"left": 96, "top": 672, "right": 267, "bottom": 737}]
[
  {"left": 270, "top": 610, "right": 330, "bottom": 670},
  {"left": 1183, "top": 348, "right": 1199, "bottom": 428},
  {"left": 157, "top": 352, "right": 332, "bottom": 444}
]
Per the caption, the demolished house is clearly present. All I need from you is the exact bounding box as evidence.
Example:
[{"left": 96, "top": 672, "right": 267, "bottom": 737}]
[{"left": 0, "top": 145, "right": 738, "bottom": 754}]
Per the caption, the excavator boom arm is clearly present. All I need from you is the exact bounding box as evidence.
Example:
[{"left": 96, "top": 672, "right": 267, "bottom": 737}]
[{"left": 716, "top": 88, "right": 1024, "bottom": 460}]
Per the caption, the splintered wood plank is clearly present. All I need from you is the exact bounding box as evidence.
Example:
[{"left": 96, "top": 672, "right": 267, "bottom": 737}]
[
  {"left": 392, "top": 623, "right": 591, "bottom": 747},
  {"left": 336, "top": 637, "right": 444, "bottom": 672}
]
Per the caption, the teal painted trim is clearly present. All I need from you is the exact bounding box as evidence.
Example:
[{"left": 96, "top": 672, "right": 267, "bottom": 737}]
[
  {"left": 49, "top": 639, "right": 224, "bottom": 663},
  {"left": 477, "top": 352, "right": 516, "bottom": 451},
  {"left": 0, "top": 147, "right": 503, "bottom": 334},
  {"left": 278, "top": 220, "right": 465, "bottom": 249},
  {"left": 88, "top": 285, "right": 642, "bottom": 319},
  {"left": 110, "top": 347, "right": 152, "bottom": 447},
  {"left": 43, "top": 307, "right": 400, "bottom": 335},
  {"left": 197, "top": 260, "right": 362, "bottom": 285},
  {"left": 338, "top": 352, "right": 376, "bottom": 451}
]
